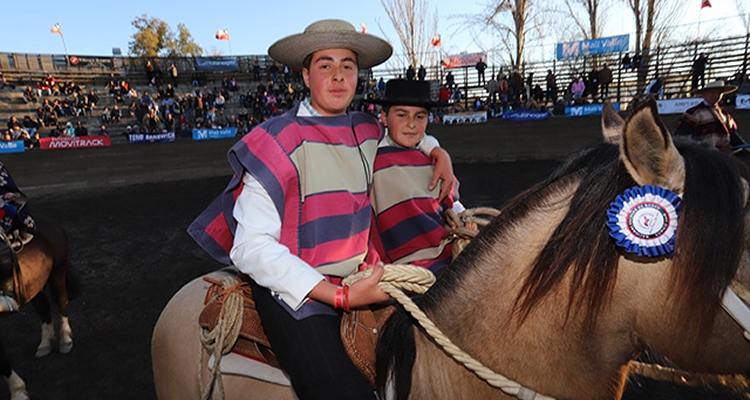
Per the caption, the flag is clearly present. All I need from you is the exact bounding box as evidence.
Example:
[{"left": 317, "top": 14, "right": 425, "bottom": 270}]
[
  {"left": 361, "top": 23, "right": 367, "bottom": 34},
  {"left": 431, "top": 35, "right": 441, "bottom": 47},
  {"left": 50, "top": 24, "right": 62, "bottom": 36},
  {"left": 701, "top": 0, "right": 711, "bottom": 8},
  {"left": 215, "top": 29, "right": 230, "bottom": 41}
]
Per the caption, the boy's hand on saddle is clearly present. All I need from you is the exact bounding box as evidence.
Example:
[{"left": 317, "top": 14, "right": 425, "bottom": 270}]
[
  {"left": 349, "top": 262, "right": 390, "bottom": 307},
  {"left": 429, "top": 147, "right": 454, "bottom": 202}
]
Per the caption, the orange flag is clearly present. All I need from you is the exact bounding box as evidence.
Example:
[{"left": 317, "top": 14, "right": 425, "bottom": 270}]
[
  {"left": 701, "top": 0, "right": 711, "bottom": 9},
  {"left": 431, "top": 35, "right": 441, "bottom": 47},
  {"left": 50, "top": 24, "right": 62, "bottom": 35},
  {"left": 215, "top": 29, "right": 230, "bottom": 41}
]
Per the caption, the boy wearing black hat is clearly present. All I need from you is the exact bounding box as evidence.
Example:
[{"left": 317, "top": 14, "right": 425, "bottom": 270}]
[{"left": 370, "top": 79, "right": 470, "bottom": 273}]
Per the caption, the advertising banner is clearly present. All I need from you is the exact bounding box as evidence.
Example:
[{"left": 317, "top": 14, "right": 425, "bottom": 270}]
[
  {"left": 0, "top": 141, "right": 24, "bottom": 154},
  {"left": 442, "top": 112, "right": 487, "bottom": 125},
  {"left": 556, "top": 35, "right": 629, "bottom": 60},
  {"left": 195, "top": 57, "right": 239, "bottom": 71},
  {"left": 656, "top": 98, "right": 703, "bottom": 114},
  {"left": 441, "top": 52, "right": 487, "bottom": 69},
  {"left": 565, "top": 102, "right": 620, "bottom": 118},
  {"left": 737, "top": 94, "right": 750, "bottom": 109},
  {"left": 502, "top": 110, "right": 551, "bottom": 121},
  {"left": 192, "top": 127, "right": 237, "bottom": 141},
  {"left": 128, "top": 132, "right": 176, "bottom": 144},
  {"left": 39, "top": 135, "right": 111, "bottom": 150}
]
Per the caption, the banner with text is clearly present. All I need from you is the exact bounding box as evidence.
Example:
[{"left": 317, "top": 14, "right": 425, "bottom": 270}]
[
  {"left": 565, "top": 102, "right": 620, "bottom": 118},
  {"left": 656, "top": 98, "right": 703, "bottom": 114},
  {"left": 737, "top": 94, "right": 750, "bottom": 109},
  {"left": 441, "top": 52, "right": 488, "bottom": 69},
  {"left": 442, "top": 112, "right": 487, "bottom": 125},
  {"left": 557, "top": 35, "right": 629, "bottom": 60},
  {"left": 192, "top": 127, "right": 237, "bottom": 141},
  {"left": 128, "top": 132, "right": 176, "bottom": 144},
  {"left": 195, "top": 57, "right": 239, "bottom": 71},
  {"left": 0, "top": 141, "right": 24, "bottom": 154},
  {"left": 39, "top": 135, "right": 111, "bottom": 150},
  {"left": 502, "top": 109, "right": 551, "bottom": 121}
]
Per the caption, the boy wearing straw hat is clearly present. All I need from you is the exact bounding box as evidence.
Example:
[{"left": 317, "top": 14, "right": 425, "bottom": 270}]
[
  {"left": 369, "top": 79, "right": 471, "bottom": 274},
  {"left": 189, "top": 19, "right": 453, "bottom": 399},
  {"left": 675, "top": 79, "right": 744, "bottom": 151}
]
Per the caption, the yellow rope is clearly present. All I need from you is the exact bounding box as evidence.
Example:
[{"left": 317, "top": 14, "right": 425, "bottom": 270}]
[
  {"left": 344, "top": 263, "right": 554, "bottom": 400},
  {"left": 198, "top": 274, "right": 245, "bottom": 400}
]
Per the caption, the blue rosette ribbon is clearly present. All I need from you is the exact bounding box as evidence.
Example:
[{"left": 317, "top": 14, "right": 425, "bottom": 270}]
[{"left": 606, "top": 185, "right": 681, "bottom": 257}]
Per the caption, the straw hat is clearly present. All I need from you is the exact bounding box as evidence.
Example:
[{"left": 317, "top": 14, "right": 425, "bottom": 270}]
[
  {"left": 369, "top": 79, "right": 443, "bottom": 108},
  {"left": 268, "top": 19, "right": 392, "bottom": 70},
  {"left": 693, "top": 80, "right": 738, "bottom": 95}
]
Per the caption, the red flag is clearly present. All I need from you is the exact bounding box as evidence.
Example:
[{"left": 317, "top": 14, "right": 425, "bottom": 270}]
[
  {"left": 431, "top": 35, "right": 441, "bottom": 47},
  {"left": 701, "top": 0, "right": 711, "bottom": 8},
  {"left": 50, "top": 24, "right": 62, "bottom": 36},
  {"left": 215, "top": 29, "right": 230, "bottom": 41}
]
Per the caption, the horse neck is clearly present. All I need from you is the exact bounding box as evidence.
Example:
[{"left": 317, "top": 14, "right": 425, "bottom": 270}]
[{"left": 415, "top": 181, "right": 637, "bottom": 399}]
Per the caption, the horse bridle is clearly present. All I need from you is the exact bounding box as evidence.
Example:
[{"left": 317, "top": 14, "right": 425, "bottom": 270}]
[{"left": 722, "top": 281, "right": 750, "bottom": 341}]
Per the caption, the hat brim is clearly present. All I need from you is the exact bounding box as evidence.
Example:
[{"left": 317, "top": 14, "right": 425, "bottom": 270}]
[
  {"left": 693, "top": 85, "right": 738, "bottom": 95},
  {"left": 268, "top": 31, "right": 392, "bottom": 70}
]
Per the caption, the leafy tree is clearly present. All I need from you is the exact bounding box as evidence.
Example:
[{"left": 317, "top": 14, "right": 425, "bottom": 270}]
[{"left": 129, "top": 14, "right": 202, "bottom": 57}]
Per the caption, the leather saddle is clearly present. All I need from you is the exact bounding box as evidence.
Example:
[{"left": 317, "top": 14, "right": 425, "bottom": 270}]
[{"left": 198, "top": 272, "right": 395, "bottom": 387}]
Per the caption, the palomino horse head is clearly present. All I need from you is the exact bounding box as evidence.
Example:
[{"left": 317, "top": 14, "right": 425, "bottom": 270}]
[{"left": 377, "top": 98, "right": 750, "bottom": 399}]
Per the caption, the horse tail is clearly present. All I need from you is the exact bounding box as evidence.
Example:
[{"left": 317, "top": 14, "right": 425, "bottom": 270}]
[
  {"left": 64, "top": 267, "right": 82, "bottom": 301},
  {"left": 376, "top": 307, "right": 416, "bottom": 400}
]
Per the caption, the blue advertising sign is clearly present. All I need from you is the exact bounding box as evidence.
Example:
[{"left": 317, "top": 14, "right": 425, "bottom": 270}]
[
  {"left": 195, "top": 57, "right": 239, "bottom": 71},
  {"left": 192, "top": 127, "right": 237, "bottom": 141},
  {"left": 502, "top": 110, "right": 551, "bottom": 121},
  {"left": 128, "top": 132, "right": 176, "bottom": 144},
  {"left": 0, "top": 141, "right": 24, "bottom": 153},
  {"left": 565, "top": 102, "right": 620, "bottom": 118},
  {"left": 556, "top": 35, "right": 629, "bottom": 60}
]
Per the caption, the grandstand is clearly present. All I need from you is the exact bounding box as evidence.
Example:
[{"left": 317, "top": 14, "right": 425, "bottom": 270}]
[{"left": 0, "top": 33, "right": 747, "bottom": 147}]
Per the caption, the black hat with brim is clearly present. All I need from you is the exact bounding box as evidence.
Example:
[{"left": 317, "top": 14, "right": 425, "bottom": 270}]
[{"left": 369, "top": 79, "right": 444, "bottom": 108}]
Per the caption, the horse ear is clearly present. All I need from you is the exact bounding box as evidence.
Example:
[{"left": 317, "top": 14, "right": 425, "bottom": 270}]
[
  {"left": 621, "top": 98, "right": 685, "bottom": 192},
  {"left": 601, "top": 100, "right": 624, "bottom": 144}
]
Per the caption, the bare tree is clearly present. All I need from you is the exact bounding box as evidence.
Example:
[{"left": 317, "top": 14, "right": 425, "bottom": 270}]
[
  {"left": 562, "top": 0, "right": 607, "bottom": 40},
  {"left": 622, "top": 0, "right": 684, "bottom": 91},
  {"left": 485, "top": 0, "right": 532, "bottom": 69},
  {"left": 380, "top": 0, "right": 439, "bottom": 73}
]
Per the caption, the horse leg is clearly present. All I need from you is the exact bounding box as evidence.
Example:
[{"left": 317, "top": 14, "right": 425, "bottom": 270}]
[
  {"left": 47, "top": 263, "right": 75, "bottom": 355},
  {"left": 0, "top": 338, "right": 29, "bottom": 400},
  {"left": 30, "top": 292, "right": 55, "bottom": 358}
]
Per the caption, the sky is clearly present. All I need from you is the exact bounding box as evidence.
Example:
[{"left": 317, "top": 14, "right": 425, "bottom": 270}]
[{"left": 0, "top": 0, "right": 745, "bottom": 64}]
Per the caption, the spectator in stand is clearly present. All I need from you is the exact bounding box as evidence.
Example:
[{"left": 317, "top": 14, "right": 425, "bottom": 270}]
[
  {"left": 48, "top": 123, "right": 63, "bottom": 137},
  {"left": 22, "top": 86, "right": 37, "bottom": 104},
  {"left": 169, "top": 63, "right": 178, "bottom": 87},
  {"left": 63, "top": 121, "right": 75, "bottom": 137},
  {"left": 438, "top": 84, "right": 451, "bottom": 104},
  {"left": 6, "top": 116, "right": 21, "bottom": 131},
  {"left": 622, "top": 53, "right": 632, "bottom": 70},
  {"left": 498, "top": 73, "right": 509, "bottom": 104},
  {"left": 445, "top": 71, "right": 455, "bottom": 88},
  {"left": 405, "top": 65, "right": 416, "bottom": 80},
  {"left": 145, "top": 60, "right": 156, "bottom": 85},
  {"left": 0, "top": 73, "right": 14, "bottom": 90},
  {"left": 10, "top": 126, "right": 30, "bottom": 145},
  {"left": 599, "top": 63, "right": 613, "bottom": 99},
  {"left": 571, "top": 76, "right": 586, "bottom": 102},
  {"left": 631, "top": 53, "right": 642, "bottom": 71},
  {"left": 75, "top": 121, "right": 89, "bottom": 136},
  {"left": 21, "top": 116, "right": 38, "bottom": 136},
  {"left": 2, "top": 130, "right": 11, "bottom": 142},
  {"left": 475, "top": 58, "right": 487, "bottom": 85},
  {"left": 525, "top": 72, "right": 534, "bottom": 102},
  {"left": 269, "top": 63, "right": 280, "bottom": 83},
  {"left": 545, "top": 69, "right": 557, "bottom": 103},
  {"left": 142, "top": 108, "right": 162, "bottom": 133},
  {"left": 417, "top": 65, "right": 427, "bottom": 81},
  {"left": 110, "top": 104, "right": 122, "bottom": 123},
  {"left": 253, "top": 60, "right": 261, "bottom": 81},
  {"left": 164, "top": 112, "right": 175, "bottom": 133},
  {"left": 646, "top": 75, "right": 664, "bottom": 99},
  {"left": 675, "top": 80, "right": 742, "bottom": 152},
  {"left": 485, "top": 74, "right": 499, "bottom": 105},
  {"left": 122, "top": 125, "right": 133, "bottom": 139},
  {"left": 509, "top": 70, "right": 523, "bottom": 104},
  {"left": 101, "top": 106, "right": 111, "bottom": 124},
  {"left": 587, "top": 67, "right": 600, "bottom": 99},
  {"left": 96, "top": 125, "right": 110, "bottom": 136},
  {"left": 691, "top": 52, "right": 709, "bottom": 92},
  {"left": 214, "top": 93, "right": 226, "bottom": 110}
]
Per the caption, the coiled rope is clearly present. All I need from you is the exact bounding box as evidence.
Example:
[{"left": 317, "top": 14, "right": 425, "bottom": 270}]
[{"left": 198, "top": 275, "right": 247, "bottom": 400}]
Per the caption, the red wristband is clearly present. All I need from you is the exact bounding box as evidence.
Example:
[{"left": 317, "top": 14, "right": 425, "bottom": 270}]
[
  {"left": 334, "top": 286, "right": 345, "bottom": 310},
  {"left": 343, "top": 284, "right": 350, "bottom": 313}
]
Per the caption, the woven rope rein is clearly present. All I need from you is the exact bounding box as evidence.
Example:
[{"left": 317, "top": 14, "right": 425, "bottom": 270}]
[
  {"left": 344, "top": 264, "right": 554, "bottom": 400},
  {"left": 198, "top": 275, "right": 247, "bottom": 400}
]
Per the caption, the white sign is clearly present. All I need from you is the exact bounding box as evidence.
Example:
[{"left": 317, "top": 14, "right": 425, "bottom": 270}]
[
  {"left": 656, "top": 98, "right": 703, "bottom": 114},
  {"left": 442, "top": 112, "right": 487, "bottom": 125}
]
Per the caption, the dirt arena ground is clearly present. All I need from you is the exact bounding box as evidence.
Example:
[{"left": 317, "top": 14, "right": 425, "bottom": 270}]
[{"left": 0, "top": 160, "right": 747, "bottom": 400}]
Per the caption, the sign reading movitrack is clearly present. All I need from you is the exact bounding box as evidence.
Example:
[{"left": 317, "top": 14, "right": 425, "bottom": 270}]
[{"left": 39, "top": 136, "right": 111, "bottom": 150}]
